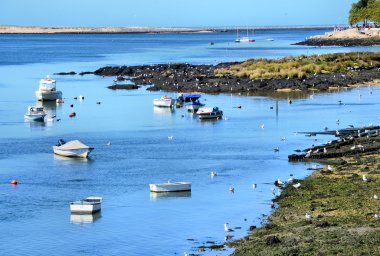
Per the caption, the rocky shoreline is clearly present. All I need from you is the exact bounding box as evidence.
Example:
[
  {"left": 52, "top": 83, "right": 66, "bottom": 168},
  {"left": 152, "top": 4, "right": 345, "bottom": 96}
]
[
  {"left": 295, "top": 37, "right": 380, "bottom": 47},
  {"left": 78, "top": 63, "right": 380, "bottom": 94}
]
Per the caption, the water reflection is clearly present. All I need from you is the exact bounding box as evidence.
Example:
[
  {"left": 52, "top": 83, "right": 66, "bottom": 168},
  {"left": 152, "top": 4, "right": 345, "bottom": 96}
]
[
  {"left": 70, "top": 211, "right": 101, "bottom": 224},
  {"left": 36, "top": 101, "right": 58, "bottom": 118},
  {"left": 150, "top": 191, "right": 191, "bottom": 201},
  {"left": 53, "top": 154, "right": 91, "bottom": 164},
  {"left": 153, "top": 106, "right": 175, "bottom": 115}
]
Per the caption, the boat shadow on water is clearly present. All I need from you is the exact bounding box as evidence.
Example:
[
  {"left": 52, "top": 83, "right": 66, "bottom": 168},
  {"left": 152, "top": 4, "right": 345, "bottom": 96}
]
[{"left": 150, "top": 191, "right": 192, "bottom": 201}]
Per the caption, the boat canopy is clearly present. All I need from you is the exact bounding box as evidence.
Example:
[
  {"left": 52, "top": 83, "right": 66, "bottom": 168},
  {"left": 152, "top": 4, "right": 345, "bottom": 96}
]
[
  {"left": 180, "top": 93, "right": 201, "bottom": 99},
  {"left": 56, "top": 140, "right": 92, "bottom": 150}
]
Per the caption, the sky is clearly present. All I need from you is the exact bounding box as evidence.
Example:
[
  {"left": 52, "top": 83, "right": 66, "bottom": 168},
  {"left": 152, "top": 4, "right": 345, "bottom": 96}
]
[{"left": 0, "top": 0, "right": 357, "bottom": 27}]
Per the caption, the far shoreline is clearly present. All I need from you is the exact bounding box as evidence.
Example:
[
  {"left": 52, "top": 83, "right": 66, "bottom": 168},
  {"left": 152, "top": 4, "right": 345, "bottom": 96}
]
[{"left": 0, "top": 25, "right": 338, "bottom": 34}]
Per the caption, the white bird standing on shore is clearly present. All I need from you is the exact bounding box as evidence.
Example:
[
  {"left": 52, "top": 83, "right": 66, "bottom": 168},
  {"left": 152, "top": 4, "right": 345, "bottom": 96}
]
[
  {"left": 374, "top": 214, "right": 379, "bottom": 219},
  {"left": 363, "top": 175, "right": 370, "bottom": 182},
  {"left": 224, "top": 223, "right": 234, "bottom": 232},
  {"left": 277, "top": 178, "right": 284, "bottom": 186},
  {"left": 327, "top": 165, "right": 333, "bottom": 171},
  {"left": 374, "top": 194, "right": 379, "bottom": 200},
  {"left": 305, "top": 213, "right": 313, "bottom": 220},
  {"left": 252, "top": 183, "right": 257, "bottom": 189},
  {"left": 293, "top": 183, "right": 301, "bottom": 189},
  {"left": 287, "top": 177, "right": 295, "bottom": 184}
]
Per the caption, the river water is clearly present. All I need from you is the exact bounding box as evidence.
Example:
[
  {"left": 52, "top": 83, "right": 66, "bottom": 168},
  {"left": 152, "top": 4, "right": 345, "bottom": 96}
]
[{"left": 0, "top": 30, "right": 379, "bottom": 255}]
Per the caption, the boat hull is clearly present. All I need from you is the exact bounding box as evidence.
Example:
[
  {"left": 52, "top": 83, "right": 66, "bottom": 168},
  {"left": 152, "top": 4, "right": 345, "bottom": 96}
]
[
  {"left": 149, "top": 182, "right": 191, "bottom": 192},
  {"left": 70, "top": 202, "right": 101, "bottom": 214},
  {"left": 36, "top": 90, "right": 62, "bottom": 101},
  {"left": 153, "top": 99, "right": 175, "bottom": 108},
  {"left": 198, "top": 111, "right": 223, "bottom": 120},
  {"left": 24, "top": 114, "right": 46, "bottom": 122},
  {"left": 53, "top": 147, "right": 93, "bottom": 158}
]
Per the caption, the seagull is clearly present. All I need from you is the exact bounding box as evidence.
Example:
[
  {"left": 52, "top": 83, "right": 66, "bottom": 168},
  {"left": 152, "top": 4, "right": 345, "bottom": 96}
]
[
  {"left": 281, "top": 137, "right": 286, "bottom": 141},
  {"left": 168, "top": 135, "right": 174, "bottom": 140},
  {"left": 293, "top": 183, "right": 301, "bottom": 189},
  {"left": 323, "top": 148, "right": 327, "bottom": 154},
  {"left": 305, "top": 213, "right": 313, "bottom": 220},
  {"left": 277, "top": 178, "right": 284, "bottom": 186},
  {"left": 252, "top": 183, "right": 257, "bottom": 189},
  {"left": 274, "top": 147, "right": 280, "bottom": 152},
  {"left": 374, "top": 195, "right": 379, "bottom": 200},
  {"left": 327, "top": 165, "right": 333, "bottom": 171},
  {"left": 224, "top": 223, "right": 234, "bottom": 232},
  {"left": 224, "top": 235, "right": 233, "bottom": 241},
  {"left": 362, "top": 175, "right": 370, "bottom": 182},
  {"left": 260, "top": 124, "right": 265, "bottom": 129},
  {"left": 287, "top": 177, "right": 294, "bottom": 183},
  {"left": 374, "top": 214, "right": 379, "bottom": 219},
  {"left": 229, "top": 185, "right": 235, "bottom": 193},
  {"left": 211, "top": 171, "right": 217, "bottom": 177},
  {"left": 106, "top": 141, "right": 111, "bottom": 146}
]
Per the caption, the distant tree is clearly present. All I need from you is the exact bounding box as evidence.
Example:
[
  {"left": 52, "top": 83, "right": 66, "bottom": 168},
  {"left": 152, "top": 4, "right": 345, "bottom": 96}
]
[{"left": 349, "top": 0, "right": 380, "bottom": 25}]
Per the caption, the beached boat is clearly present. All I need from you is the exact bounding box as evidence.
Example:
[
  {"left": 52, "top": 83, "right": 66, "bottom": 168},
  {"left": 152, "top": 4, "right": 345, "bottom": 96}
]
[
  {"left": 70, "top": 197, "right": 102, "bottom": 214},
  {"left": 153, "top": 96, "right": 175, "bottom": 108},
  {"left": 149, "top": 181, "right": 191, "bottom": 192},
  {"left": 24, "top": 106, "right": 46, "bottom": 121},
  {"left": 197, "top": 107, "right": 223, "bottom": 120},
  {"left": 53, "top": 139, "right": 94, "bottom": 158},
  {"left": 35, "top": 76, "right": 63, "bottom": 101}
]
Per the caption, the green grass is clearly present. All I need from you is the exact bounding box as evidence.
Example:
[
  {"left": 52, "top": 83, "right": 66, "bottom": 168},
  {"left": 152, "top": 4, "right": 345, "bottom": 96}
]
[
  {"left": 230, "top": 154, "right": 380, "bottom": 255},
  {"left": 215, "top": 52, "right": 380, "bottom": 80}
]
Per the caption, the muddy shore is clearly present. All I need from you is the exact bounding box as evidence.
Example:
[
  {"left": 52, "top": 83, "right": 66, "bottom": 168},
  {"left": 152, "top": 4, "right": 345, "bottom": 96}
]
[
  {"left": 230, "top": 126, "right": 380, "bottom": 255},
  {"left": 75, "top": 63, "right": 380, "bottom": 93}
]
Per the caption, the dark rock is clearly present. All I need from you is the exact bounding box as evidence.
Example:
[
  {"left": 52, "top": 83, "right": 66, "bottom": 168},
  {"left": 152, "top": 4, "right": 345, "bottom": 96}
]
[
  {"left": 248, "top": 225, "right": 257, "bottom": 231},
  {"left": 264, "top": 223, "right": 278, "bottom": 230},
  {"left": 266, "top": 236, "right": 281, "bottom": 245},
  {"left": 54, "top": 71, "right": 76, "bottom": 75},
  {"left": 79, "top": 71, "right": 94, "bottom": 75},
  {"left": 294, "top": 38, "right": 380, "bottom": 47},
  {"left": 315, "top": 221, "right": 330, "bottom": 228},
  {"left": 108, "top": 84, "right": 139, "bottom": 90}
]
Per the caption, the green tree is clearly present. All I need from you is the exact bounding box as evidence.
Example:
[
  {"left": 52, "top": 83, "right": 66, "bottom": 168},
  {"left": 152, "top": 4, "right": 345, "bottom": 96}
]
[{"left": 349, "top": 0, "right": 380, "bottom": 25}]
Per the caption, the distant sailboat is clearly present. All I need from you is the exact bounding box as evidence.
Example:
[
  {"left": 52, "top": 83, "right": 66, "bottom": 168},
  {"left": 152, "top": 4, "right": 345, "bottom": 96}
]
[{"left": 235, "top": 27, "right": 255, "bottom": 43}]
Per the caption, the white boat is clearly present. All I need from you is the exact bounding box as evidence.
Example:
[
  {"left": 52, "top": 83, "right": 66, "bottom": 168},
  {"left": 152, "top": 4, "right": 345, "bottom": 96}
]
[
  {"left": 53, "top": 139, "right": 94, "bottom": 158},
  {"left": 35, "top": 76, "right": 63, "bottom": 101},
  {"left": 153, "top": 96, "right": 175, "bottom": 108},
  {"left": 149, "top": 181, "right": 191, "bottom": 192},
  {"left": 24, "top": 106, "right": 46, "bottom": 121},
  {"left": 235, "top": 28, "right": 255, "bottom": 43},
  {"left": 197, "top": 107, "right": 223, "bottom": 120},
  {"left": 70, "top": 197, "right": 102, "bottom": 214},
  {"left": 185, "top": 100, "right": 205, "bottom": 112}
]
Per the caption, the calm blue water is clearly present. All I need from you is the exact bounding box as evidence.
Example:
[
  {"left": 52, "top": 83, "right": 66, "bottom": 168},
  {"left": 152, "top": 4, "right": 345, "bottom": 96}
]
[{"left": 0, "top": 30, "right": 379, "bottom": 256}]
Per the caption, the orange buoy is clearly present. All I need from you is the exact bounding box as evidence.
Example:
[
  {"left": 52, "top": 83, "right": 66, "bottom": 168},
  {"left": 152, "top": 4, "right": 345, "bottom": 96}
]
[
  {"left": 74, "top": 96, "right": 78, "bottom": 100},
  {"left": 69, "top": 112, "right": 76, "bottom": 118},
  {"left": 237, "top": 105, "right": 242, "bottom": 109},
  {"left": 70, "top": 104, "right": 74, "bottom": 108},
  {"left": 11, "top": 179, "right": 18, "bottom": 185}
]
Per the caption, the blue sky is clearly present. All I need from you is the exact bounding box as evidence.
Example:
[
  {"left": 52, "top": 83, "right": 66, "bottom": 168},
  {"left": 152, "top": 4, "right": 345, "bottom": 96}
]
[{"left": 1, "top": 0, "right": 357, "bottom": 27}]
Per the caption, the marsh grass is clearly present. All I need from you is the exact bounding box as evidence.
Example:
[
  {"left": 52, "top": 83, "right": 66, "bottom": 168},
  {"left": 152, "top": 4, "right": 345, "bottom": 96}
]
[
  {"left": 230, "top": 154, "right": 380, "bottom": 255},
  {"left": 215, "top": 52, "right": 380, "bottom": 80}
]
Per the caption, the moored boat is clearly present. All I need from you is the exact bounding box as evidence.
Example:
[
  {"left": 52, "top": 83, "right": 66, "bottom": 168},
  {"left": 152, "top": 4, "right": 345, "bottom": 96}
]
[
  {"left": 149, "top": 181, "right": 191, "bottom": 192},
  {"left": 53, "top": 139, "right": 94, "bottom": 158},
  {"left": 153, "top": 96, "right": 175, "bottom": 108},
  {"left": 197, "top": 107, "right": 223, "bottom": 120},
  {"left": 185, "top": 100, "right": 205, "bottom": 112},
  {"left": 35, "top": 76, "right": 63, "bottom": 101},
  {"left": 24, "top": 106, "right": 46, "bottom": 121},
  {"left": 70, "top": 197, "right": 102, "bottom": 214}
]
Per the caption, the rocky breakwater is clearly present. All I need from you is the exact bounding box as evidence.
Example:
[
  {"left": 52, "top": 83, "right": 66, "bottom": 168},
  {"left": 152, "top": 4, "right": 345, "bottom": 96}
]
[
  {"left": 295, "top": 28, "right": 380, "bottom": 46},
  {"left": 89, "top": 54, "right": 380, "bottom": 93}
]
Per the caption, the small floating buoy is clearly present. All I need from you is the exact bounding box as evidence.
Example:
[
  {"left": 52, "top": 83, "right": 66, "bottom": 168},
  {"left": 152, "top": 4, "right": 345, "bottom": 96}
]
[
  {"left": 11, "top": 179, "right": 18, "bottom": 185},
  {"left": 80, "top": 95, "right": 84, "bottom": 100},
  {"left": 96, "top": 102, "right": 101, "bottom": 105},
  {"left": 74, "top": 96, "right": 78, "bottom": 100},
  {"left": 69, "top": 112, "right": 76, "bottom": 118},
  {"left": 70, "top": 104, "right": 74, "bottom": 108}
]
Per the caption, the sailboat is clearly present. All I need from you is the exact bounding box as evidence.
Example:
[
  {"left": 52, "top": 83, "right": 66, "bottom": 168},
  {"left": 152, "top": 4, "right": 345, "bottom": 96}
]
[{"left": 235, "top": 27, "right": 255, "bottom": 43}]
